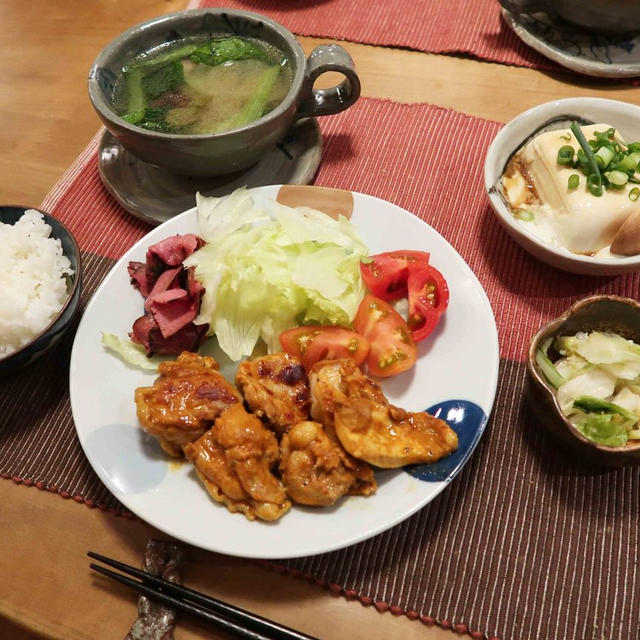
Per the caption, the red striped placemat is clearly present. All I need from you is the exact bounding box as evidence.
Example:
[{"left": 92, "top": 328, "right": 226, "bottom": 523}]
[
  {"left": 2, "top": 98, "right": 639, "bottom": 640},
  {"left": 188, "top": 0, "right": 563, "bottom": 74}
]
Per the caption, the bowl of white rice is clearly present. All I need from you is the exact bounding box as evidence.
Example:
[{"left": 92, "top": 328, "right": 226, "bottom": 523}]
[{"left": 0, "top": 206, "right": 81, "bottom": 373}]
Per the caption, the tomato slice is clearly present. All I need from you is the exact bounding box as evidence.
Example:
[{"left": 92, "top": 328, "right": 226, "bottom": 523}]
[
  {"left": 406, "top": 264, "right": 449, "bottom": 342},
  {"left": 359, "top": 250, "right": 430, "bottom": 301},
  {"left": 353, "top": 295, "right": 417, "bottom": 377},
  {"left": 279, "top": 326, "right": 369, "bottom": 370}
]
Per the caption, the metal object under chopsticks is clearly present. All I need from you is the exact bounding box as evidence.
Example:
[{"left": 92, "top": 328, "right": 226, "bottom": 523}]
[{"left": 88, "top": 551, "right": 319, "bottom": 640}]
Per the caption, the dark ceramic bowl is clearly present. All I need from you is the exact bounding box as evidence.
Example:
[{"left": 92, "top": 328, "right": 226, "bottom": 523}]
[
  {"left": 88, "top": 8, "right": 360, "bottom": 177},
  {"left": 0, "top": 206, "right": 82, "bottom": 374},
  {"left": 527, "top": 295, "right": 640, "bottom": 466}
]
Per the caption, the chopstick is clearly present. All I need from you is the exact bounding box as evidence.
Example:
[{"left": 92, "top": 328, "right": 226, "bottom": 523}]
[{"left": 88, "top": 551, "right": 319, "bottom": 640}]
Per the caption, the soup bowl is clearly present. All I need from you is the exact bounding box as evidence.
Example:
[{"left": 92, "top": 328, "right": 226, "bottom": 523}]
[{"left": 89, "top": 9, "right": 360, "bottom": 177}]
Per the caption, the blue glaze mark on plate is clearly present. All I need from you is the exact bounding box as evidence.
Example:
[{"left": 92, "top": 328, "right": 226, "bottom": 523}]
[{"left": 405, "top": 400, "right": 488, "bottom": 483}]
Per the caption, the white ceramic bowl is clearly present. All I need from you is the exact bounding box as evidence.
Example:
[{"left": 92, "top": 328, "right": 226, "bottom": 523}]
[{"left": 484, "top": 97, "right": 640, "bottom": 276}]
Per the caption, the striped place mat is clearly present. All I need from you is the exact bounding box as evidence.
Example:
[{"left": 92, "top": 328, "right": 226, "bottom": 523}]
[
  {"left": 190, "top": 0, "right": 567, "bottom": 74},
  {"left": 2, "top": 98, "right": 639, "bottom": 640}
]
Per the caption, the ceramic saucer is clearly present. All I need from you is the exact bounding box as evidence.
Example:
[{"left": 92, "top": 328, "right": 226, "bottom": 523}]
[
  {"left": 502, "top": 9, "right": 640, "bottom": 78},
  {"left": 98, "top": 118, "right": 322, "bottom": 226}
]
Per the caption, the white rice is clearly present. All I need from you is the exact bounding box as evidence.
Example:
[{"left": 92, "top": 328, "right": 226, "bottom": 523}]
[{"left": 0, "top": 210, "right": 74, "bottom": 357}]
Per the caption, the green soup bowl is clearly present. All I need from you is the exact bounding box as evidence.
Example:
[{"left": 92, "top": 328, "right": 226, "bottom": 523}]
[{"left": 88, "top": 8, "right": 360, "bottom": 177}]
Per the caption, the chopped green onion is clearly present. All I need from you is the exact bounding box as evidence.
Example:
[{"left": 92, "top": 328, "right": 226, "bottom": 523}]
[
  {"left": 516, "top": 209, "right": 534, "bottom": 222},
  {"left": 557, "top": 145, "right": 575, "bottom": 165},
  {"left": 568, "top": 174, "right": 580, "bottom": 189},
  {"left": 630, "top": 188, "right": 640, "bottom": 202},
  {"left": 587, "top": 173, "right": 603, "bottom": 197},
  {"left": 605, "top": 170, "right": 629, "bottom": 187},
  {"left": 616, "top": 154, "right": 638, "bottom": 172},
  {"left": 571, "top": 122, "right": 603, "bottom": 197},
  {"left": 595, "top": 146, "right": 614, "bottom": 168},
  {"left": 560, "top": 133, "right": 571, "bottom": 141}
]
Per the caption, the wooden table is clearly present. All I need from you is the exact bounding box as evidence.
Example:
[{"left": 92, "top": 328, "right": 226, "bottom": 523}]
[{"left": 1, "top": 2, "right": 639, "bottom": 639}]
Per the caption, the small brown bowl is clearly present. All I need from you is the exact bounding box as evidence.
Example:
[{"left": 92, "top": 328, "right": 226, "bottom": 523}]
[{"left": 527, "top": 295, "right": 640, "bottom": 466}]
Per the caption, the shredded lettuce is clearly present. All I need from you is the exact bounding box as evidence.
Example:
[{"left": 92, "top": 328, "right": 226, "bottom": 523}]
[
  {"left": 556, "top": 367, "right": 617, "bottom": 414},
  {"left": 554, "top": 354, "right": 589, "bottom": 381},
  {"left": 101, "top": 332, "right": 163, "bottom": 371},
  {"left": 184, "top": 188, "right": 368, "bottom": 361},
  {"left": 548, "top": 330, "right": 640, "bottom": 447},
  {"left": 556, "top": 331, "right": 640, "bottom": 364}
]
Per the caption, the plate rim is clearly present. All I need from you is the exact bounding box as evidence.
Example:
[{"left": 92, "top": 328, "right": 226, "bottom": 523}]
[
  {"left": 501, "top": 8, "right": 640, "bottom": 79},
  {"left": 69, "top": 185, "right": 500, "bottom": 558}
]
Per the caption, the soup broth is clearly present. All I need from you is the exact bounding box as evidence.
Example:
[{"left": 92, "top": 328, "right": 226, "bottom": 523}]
[{"left": 113, "top": 36, "right": 293, "bottom": 135}]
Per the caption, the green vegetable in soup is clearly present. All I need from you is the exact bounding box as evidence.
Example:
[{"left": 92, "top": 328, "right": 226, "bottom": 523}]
[
  {"left": 189, "top": 37, "right": 269, "bottom": 66},
  {"left": 121, "top": 67, "right": 145, "bottom": 124},
  {"left": 141, "top": 60, "right": 184, "bottom": 100},
  {"left": 121, "top": 62, "right": 183, "bottom": 126},
  {"left": 130, "top": 44, "right": 199, "bottom": 71},
  {"left": 217, "top": 64, "right": 281, "bottom": 132},
  {"left": 114, "top": 35, "right": 292, "bottom": 135}
]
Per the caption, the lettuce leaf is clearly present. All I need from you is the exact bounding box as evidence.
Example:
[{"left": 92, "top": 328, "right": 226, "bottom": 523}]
[
  {"left": 184, "top": 188, "right": 368, "bottom": 361},
  {"left": 101, "top": 332, "right": 163, "bottom": 371}
]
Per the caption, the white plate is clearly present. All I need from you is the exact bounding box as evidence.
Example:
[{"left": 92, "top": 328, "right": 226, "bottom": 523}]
[{"left": 70, "top": 186, "right": 499, "bottom": 559}]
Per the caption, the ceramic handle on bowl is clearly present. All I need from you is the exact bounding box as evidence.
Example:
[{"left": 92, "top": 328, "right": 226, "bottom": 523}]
[
  {"left": 296, "top": 44, "right": 361, "bottom": 119},
  {"left": 498, "top": 0, "right": 549, "bottom": 13}
]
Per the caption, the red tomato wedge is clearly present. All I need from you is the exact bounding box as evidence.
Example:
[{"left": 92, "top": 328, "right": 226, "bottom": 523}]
[
  {"left": 407, "top": 264, "right": 449, "bottom": 342},
  {"left": 279, "top": 326, "right": 369, "bottom": 370},
  {"left": 359, "top": 250, "right": 430, "bottom": 302},
  {"left": 353, "top": 295, "right": 417, "bottom": 377}
]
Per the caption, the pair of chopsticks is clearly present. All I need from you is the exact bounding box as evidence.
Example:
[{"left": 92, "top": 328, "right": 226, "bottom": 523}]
[{"left": 88, "top": 551, "right": 319, "bottom": 640}]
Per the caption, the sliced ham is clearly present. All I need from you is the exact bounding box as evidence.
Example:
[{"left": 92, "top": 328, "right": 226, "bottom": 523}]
[
  {"left": 128, "top": 261, "right": 154, "bottom": 298},
  {"left": 143, "top": 267, "right": 182, "bottom": 313},
  {"left": 147, "top": 234, "right": 204, "bottom": 267},
  {"left": 146, "top": 289, "right": 199, "bottom": 339},
  {"left": 130, "top": 313, "right": 208, "bottom": 355},
  {"left": 128, "top": 233, "right": 208, "bottom": 356}
]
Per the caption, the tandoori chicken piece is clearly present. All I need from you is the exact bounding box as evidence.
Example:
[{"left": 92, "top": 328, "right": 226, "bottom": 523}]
[
  {"left": 309, "top": 359, "right": 458, "bottom": 468},
  {"left": 235, "top": 353, "right": 310, "bottom": 436},
  {"left": 135, "top": 351, "right": 240, "bottom": 457},
  {"left": 184, "top": 404, "right": 291, "bottom": 521},
  {"left": 280, "top": 420, "right": 376, "bottom": 506}
]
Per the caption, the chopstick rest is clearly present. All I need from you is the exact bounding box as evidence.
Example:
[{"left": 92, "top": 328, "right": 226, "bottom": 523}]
[
  {"left": 123, "top": 539, "right": 183, "bottom": 640},
  {"left": 88, "top": 550, "right": 319, "bottom": 640}
]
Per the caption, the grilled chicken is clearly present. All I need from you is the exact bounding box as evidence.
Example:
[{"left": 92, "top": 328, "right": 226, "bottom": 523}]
[
  {"left": 280, "top": 420, "right": 376, "bottom": 507},
  {"left": 309, "top": 359, "right": 458, "bottom": 468},
  {"left": 235, "top": 353, "right": 310, "bottom": 436},
  {"left": 135, "top": 351, "right": 240, "bottom": 457},
  {"left": 184, "top": 404, "right": 291, "bottom": 521}
]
